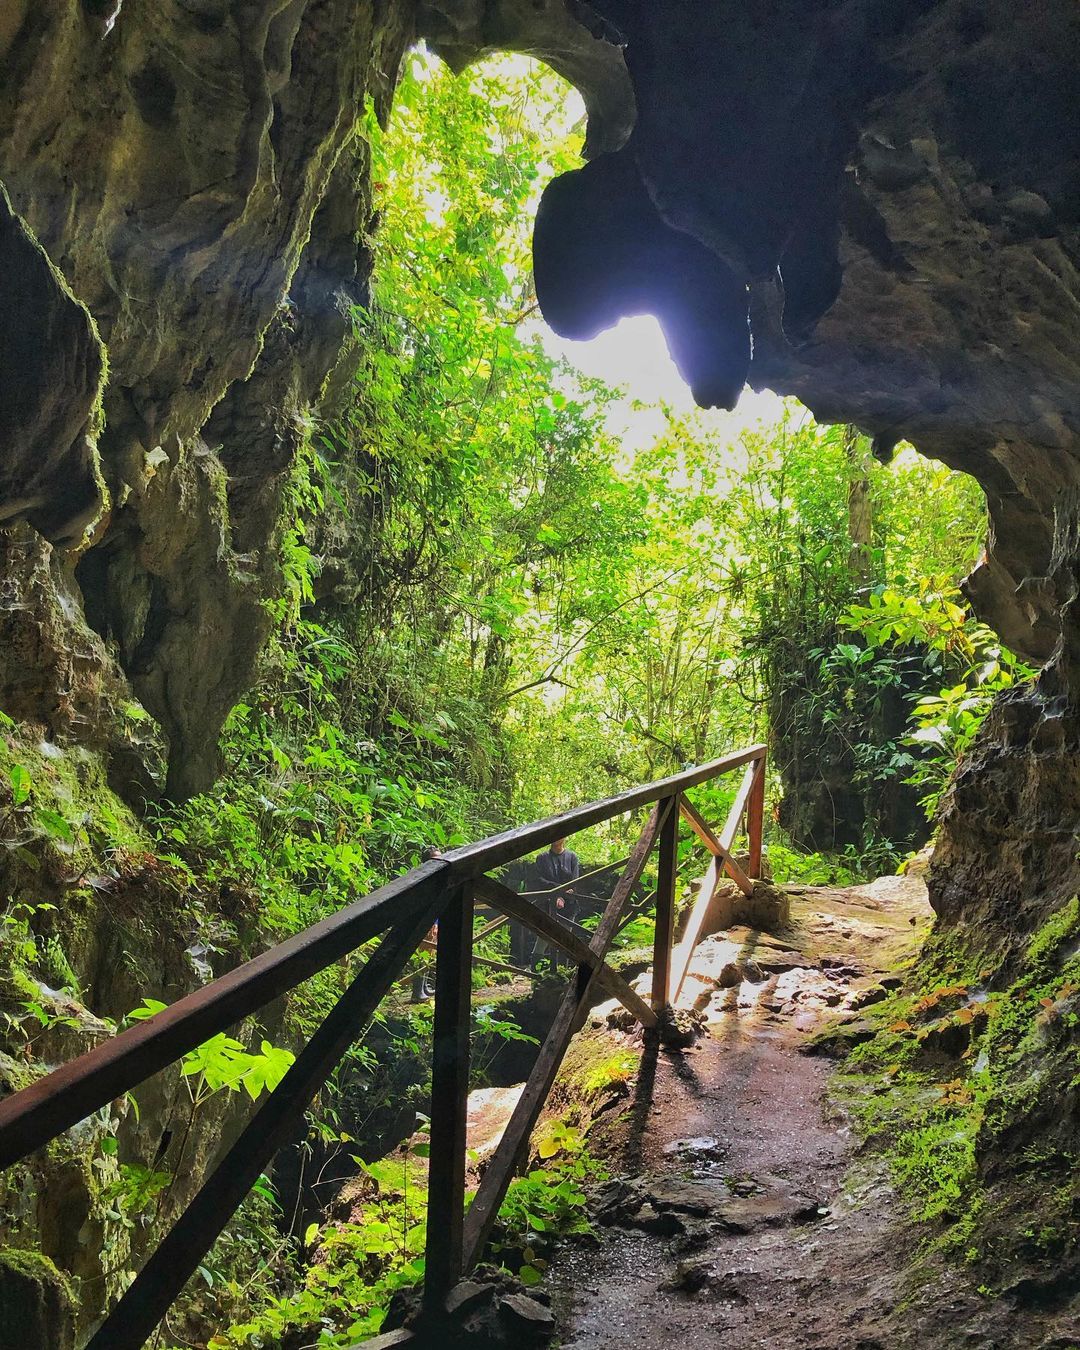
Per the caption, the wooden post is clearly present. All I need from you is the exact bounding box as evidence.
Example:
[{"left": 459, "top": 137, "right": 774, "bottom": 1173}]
[
  {"left": 652, "top": 794, "right": 679, "bottom": 1011},
  {"left": 747, "top": 753, "right": 766, "bottom": 879},
  {"left": 424, "top": 884, "right": 474, "bottom": 1311}
]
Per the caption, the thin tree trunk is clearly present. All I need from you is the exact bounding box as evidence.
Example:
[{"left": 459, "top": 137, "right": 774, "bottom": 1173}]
[{"left": 845, "top": 425, "right": 874, "bottom": 591}]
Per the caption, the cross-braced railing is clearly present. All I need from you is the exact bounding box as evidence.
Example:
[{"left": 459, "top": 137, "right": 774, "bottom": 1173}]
[{"left": 0, "top": 745, "right": 766, "bottom": 1348}]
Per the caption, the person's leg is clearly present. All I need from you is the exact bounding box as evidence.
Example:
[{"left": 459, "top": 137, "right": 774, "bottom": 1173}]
[{"left": 510, "top": 918, "right": 528, "bottom": 968}]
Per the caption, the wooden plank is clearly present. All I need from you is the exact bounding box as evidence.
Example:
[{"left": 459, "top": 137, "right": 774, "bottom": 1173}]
[
  {"left": 83, "top": 903, "right": 441, "bottom": 1350},
  {"left": 747, "top": 754, "right": 766, "bottom": 878},
  {"left": 474, "top": 877, "right": 657, "bottom": 1029},
  {"left": 678, "top": 796, "right": 753, "bottom": 897},
  {"left": 461, "top": 801, "right": 670, "bottom": 1270},
  {"left": 424, "top": 886, "right": 475, "bottom": 1308},
  {"left": 719, "top": 761, "right": 758, "bottom": 854},
  {"left": 0, "top": 865, "right": 449, "bottom": 1171},
  {"left": 670, "top": 855, "right": 724, "bottom": 1005},
  {"left": 651, "top": 795, "right": 679, "bottom": 1010}
]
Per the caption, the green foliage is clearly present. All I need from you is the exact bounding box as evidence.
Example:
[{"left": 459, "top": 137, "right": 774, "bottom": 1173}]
[
  {"left": 765, "top": 839, "right": 893, "bottom": 887},
  {"left": 843, "top": 583, "right": 1035, "bottom": 818},
  {"left": 127, "top": 999, "right": 295, "bottom": 1106},
  {"left": 721, "top": 421, "right": 992, "bottom": 851},
  {"left": 220, "top": 1111, "right": 602, "bottom": 1348},
  {"left": 491, "top": 1118, "right": 604, "bottom": 1287},
  {"left": 472, "top": 1004, "right": 539, "bottom": 1082}
]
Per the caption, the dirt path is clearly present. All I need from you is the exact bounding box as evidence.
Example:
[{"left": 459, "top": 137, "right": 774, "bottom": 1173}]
[{"left": 546, "top": 874, "right": 988, "bottom": 1350}]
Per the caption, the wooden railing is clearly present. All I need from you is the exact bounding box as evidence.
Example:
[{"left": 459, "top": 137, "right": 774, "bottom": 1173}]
[{"left": 0, "top": 744, "right": 766, "bottom": 1349}]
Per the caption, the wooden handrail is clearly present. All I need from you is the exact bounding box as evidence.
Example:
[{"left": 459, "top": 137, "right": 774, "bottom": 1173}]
[
  {"left": 679, "top": 795, "right": 753, "bottom": 895},
  {"left": 669, "top": 756, "right": 765, "bottom": 1003},
  {"left": 83, "top": 911, "right": 442, "bottom": 1350},
  {"left": 0, "top": 744, "right": 766, "bottom": 1347},
  {"left": 0, "top": 864, "right": 449, "bottom": 1170},
  {"left": 444, "top": 745, "right": 765, "bottom": 873}
]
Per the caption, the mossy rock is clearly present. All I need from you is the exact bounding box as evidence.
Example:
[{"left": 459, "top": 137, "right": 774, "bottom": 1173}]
[{"left": 0, "top": 1248, "right": 76, "bottom": 1350}]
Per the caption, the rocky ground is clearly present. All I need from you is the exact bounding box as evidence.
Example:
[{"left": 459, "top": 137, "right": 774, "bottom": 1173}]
[{"left": 546, "top": 877, "right": 1080, "bottom": 1350}]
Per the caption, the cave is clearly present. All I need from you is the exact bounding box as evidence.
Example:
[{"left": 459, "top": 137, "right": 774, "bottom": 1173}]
[{"left": 2, "top": 0, "right": 1080, "bottom": 1346}]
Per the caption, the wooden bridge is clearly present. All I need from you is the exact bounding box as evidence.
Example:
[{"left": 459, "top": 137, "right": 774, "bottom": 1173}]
[{"left": 0, "top": 744, "right": 767, "bottom": 1349}]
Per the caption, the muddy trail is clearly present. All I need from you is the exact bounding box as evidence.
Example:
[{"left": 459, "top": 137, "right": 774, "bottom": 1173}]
[{"left": 547, "top": 877, "right": 1072, "bottom": 1350}]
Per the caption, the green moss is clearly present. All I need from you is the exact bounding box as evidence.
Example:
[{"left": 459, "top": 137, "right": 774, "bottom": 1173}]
[
  {"left": 558, "top": 1032, "right": 638, "bottom": 1106},
  {"left": 579, "top": 1050, "right": 638, "bottom": 1095},
  {"left": 1027, "top": 896, "right": 1080, "bottom": 966},
  {"left": 0, "top": 730, "right": 148, "bottom": 867},
  {"left": 0, "top": 1247, "right": 75, "bottom": 1300},
  {"left": 914, "top": 926, "right": 994, "bottom": 993},
  {"left": 0, "top": 1050, "right": 43, "bottom": 1095},
  {"left": 833, "top": 905, "right": 1080, "bottom": 1275}
]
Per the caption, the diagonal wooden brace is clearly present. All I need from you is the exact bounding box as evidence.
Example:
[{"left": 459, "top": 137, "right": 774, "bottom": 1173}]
[
  {"left": 473, "top": 876, "right": 657, "bottom": 1031},
  {"left": 679, "top": 794, "right": 754, "bottom": 896}
]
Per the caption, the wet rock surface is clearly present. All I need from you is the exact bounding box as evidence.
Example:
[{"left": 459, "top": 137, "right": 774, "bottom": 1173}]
[{"left": 382, "top": 1269, "right": 558, "bottom": 1348}]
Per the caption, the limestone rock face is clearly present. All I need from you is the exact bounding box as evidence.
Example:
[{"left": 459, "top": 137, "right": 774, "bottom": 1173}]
[
  {"left": 529, "top": 0, "right": 1080, "bottom": 946},
  {"left": 417, "top": 0, "right": 635, "bottom": 157},
  {"left": 0, "top": 0, "right": 414, "bottom": 795},
  {"left": 0, "top": 186, "right": 105, "bottom": 550},
  {"left": 929, "top": 443, "right": 1080, "bottom": 943},
  {"left": 0, "top": 524, "right": 126, "bottom": 755}
]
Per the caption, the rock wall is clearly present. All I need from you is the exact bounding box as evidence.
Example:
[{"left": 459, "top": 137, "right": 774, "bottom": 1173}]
[{"left": 0, "top": 0, "right": 414, "bottom": 798}]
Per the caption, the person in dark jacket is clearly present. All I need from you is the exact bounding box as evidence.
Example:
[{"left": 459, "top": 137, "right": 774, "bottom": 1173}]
[
  {"left": 529, "top": 837, "right": 581, "bottom": 971},
  {"left": 533, "top": 837, "right": 581, "bottom": 895}
]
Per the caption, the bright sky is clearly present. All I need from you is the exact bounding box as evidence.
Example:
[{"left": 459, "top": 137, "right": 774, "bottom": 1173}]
[
  {"left": 414, "top": 47, "right": 791, "bottom": 462},
  {"left": 528, "top": 311, "right": 788, "bottom": 454}
]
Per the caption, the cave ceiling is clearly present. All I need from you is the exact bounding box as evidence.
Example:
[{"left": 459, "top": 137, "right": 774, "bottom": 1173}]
[{"left": 0, "top": 0, "right": 1078, "bottom": 792}]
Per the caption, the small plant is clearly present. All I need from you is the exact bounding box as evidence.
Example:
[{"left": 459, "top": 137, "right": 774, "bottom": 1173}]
[
  {"left": 222, "top": 1133, "right": 431, "bottom": 1348},
  {"left": 491, "top": 1117, "right": 605, "bottom": 1286},
  {"left": 127, "top": 999, "right": 296, "bottom": 1106},
  {"left": 472, "top": 1005, "right": 538, "bottom": 1081}
]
